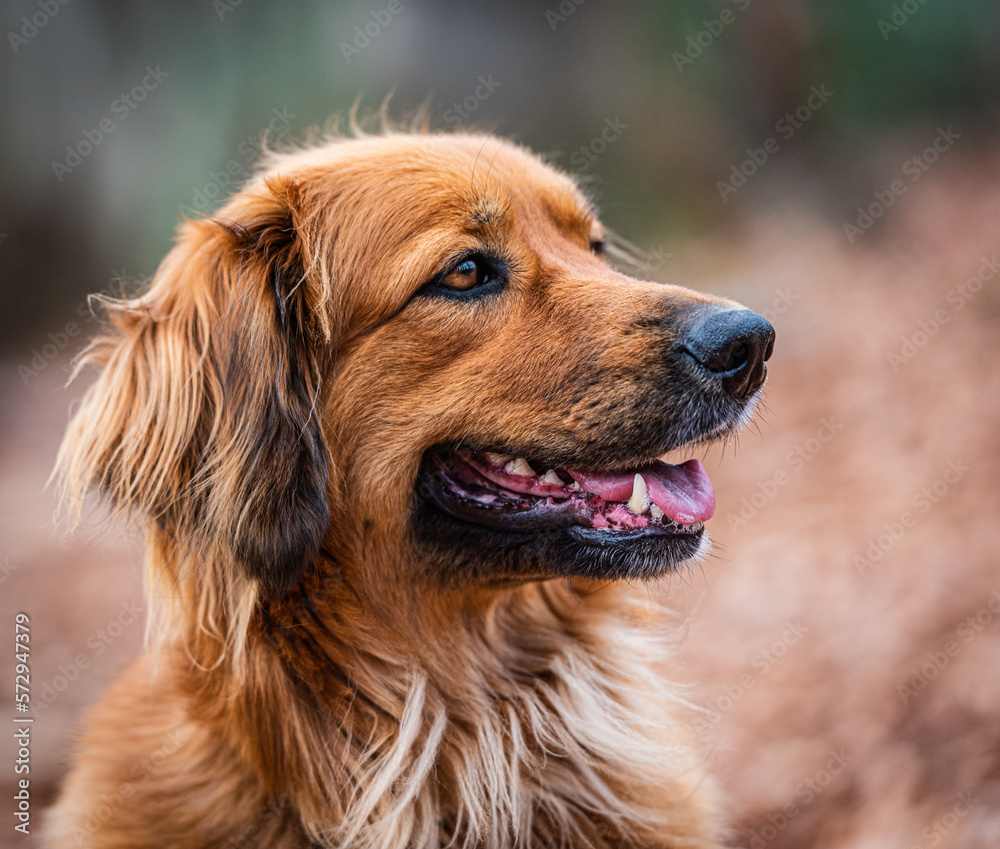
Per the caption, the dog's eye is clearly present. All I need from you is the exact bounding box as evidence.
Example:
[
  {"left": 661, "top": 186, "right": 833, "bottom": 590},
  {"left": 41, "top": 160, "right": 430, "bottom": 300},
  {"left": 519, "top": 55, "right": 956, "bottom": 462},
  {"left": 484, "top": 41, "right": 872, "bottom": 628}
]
[
  {"left": 589, "top": 221, "right": 606, "bottom": 257},
  {"left": 440, "top": 256, "right": 494, "bottom": 292},
  {"left": 417, "top": 252, "right": 508, "bottom": 301}
]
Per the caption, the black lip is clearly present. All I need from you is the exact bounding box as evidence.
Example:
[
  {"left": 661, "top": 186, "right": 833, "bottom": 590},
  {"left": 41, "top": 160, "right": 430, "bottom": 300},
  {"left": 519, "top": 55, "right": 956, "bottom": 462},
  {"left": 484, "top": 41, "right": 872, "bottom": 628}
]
[
  {"left": 410, "top": 494, "right": 706, "bottom": 587},
  {"left": 408, "top": 380, "right": 760, "bottom": 584},
  {"left": 565, "top": 524, "right": 701, "bottom": 545},
  {"left": 409, "top": 437, "right": 717, "bottom": 586},
  {"left": 416, "top": 450, "right": 707, "bottom": 539}
]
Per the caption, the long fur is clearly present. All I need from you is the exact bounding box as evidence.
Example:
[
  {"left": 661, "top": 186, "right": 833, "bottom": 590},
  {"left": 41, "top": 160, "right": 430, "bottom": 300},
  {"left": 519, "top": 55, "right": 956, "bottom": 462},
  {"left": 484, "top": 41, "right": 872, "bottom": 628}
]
[{"left": 46, "top": 130, "right": 737, "bottom": 848}]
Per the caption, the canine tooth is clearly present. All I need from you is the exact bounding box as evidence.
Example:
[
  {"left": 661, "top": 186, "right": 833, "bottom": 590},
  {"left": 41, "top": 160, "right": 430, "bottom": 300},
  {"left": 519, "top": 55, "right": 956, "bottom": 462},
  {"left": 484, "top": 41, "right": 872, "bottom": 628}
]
[
  {"left": 485, "top": 452, "right": 512, "bottom": 466},
  {"left": 649, "top": 503, "right": 664, "bottom": 521},
  {"left": 505, "top": 457, "right": 535, "bottom": 476},
  {"left": 541, "top": 470, "right": 563, "bottom": 485},
  {"left": 628, "top": 474, "right": 650, "bottom": 515}
]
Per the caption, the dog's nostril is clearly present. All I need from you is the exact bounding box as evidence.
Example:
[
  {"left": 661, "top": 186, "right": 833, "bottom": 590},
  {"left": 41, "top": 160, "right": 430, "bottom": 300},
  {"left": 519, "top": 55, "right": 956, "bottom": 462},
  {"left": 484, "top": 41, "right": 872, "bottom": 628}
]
[
  {"left": 680, "top": 308, "right": 775, "bottom": 395},
  {"left": 718, "top": 342, "right": 748, "bottom": 373}
]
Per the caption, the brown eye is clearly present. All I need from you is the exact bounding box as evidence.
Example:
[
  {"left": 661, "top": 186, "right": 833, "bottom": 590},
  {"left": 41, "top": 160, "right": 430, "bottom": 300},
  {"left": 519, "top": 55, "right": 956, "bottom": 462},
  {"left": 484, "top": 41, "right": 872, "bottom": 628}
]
[
  {"left": 589, "top": 221, "right": 606, "bottom": 256},
  {"left": 441, "top": 257, "right": 492, "bottom": 291}
]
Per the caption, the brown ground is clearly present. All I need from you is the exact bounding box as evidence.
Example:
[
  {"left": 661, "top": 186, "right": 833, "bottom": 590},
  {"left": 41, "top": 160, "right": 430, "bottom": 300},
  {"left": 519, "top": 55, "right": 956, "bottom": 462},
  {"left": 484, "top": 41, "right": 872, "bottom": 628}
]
[{"left": 2, "top": 147, "right": 999, "bottom": 847}]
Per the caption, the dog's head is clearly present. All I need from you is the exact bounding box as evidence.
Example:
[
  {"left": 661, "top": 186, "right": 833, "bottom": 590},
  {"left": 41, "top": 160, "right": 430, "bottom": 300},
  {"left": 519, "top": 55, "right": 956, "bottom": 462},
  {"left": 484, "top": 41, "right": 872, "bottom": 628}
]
[{"left": 58, "top": 132, "right": 773, "bottom": 602}]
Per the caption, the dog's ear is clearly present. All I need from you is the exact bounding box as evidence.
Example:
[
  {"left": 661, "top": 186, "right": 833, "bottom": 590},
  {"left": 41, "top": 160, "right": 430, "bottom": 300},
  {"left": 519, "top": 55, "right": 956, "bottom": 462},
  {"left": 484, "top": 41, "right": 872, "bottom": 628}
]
[{"left": 57, "top": 176, "right": 331, "bottom": 592}]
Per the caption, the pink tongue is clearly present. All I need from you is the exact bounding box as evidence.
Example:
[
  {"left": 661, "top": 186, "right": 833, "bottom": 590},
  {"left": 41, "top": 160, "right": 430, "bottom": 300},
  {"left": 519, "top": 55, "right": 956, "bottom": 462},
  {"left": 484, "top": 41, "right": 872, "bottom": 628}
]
[{"left": 567, "top": 459, "right": 716, "bottom": 524}]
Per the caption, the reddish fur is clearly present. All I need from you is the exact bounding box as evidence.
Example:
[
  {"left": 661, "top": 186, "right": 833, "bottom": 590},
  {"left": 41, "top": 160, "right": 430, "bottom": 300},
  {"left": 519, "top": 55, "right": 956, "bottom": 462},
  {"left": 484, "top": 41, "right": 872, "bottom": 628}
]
[{"left": 47, "top": 132, "right": 745, "bottom": 848}]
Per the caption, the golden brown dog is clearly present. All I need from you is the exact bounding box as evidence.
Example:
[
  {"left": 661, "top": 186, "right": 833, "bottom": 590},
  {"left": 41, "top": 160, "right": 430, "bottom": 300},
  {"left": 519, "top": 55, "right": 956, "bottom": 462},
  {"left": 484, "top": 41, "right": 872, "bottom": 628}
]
[{"left": 47, "top": 129, "right": 773, "bottom": 848}]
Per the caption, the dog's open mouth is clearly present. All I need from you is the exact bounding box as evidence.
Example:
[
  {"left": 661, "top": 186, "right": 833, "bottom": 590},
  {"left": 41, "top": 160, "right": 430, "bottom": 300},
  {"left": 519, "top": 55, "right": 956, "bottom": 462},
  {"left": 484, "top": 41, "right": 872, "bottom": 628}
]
[{"left": 422, "top": 449, "right": 715, "bottom": 539}]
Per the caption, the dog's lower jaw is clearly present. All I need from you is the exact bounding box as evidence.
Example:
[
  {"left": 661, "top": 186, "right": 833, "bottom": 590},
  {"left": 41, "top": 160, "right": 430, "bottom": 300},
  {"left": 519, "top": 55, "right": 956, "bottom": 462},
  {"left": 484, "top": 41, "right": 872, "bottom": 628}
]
[
  {"left": 44, "top": 577, "right": 727, "bottom": 849},
  {"left": 412, "top": 496, "right": 711, "bottom": 588}
]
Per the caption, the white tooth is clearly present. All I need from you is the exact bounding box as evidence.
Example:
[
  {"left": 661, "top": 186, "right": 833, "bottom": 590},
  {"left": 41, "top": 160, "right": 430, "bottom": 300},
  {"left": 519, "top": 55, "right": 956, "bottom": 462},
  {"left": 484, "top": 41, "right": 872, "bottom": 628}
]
[
  {"left": 541, "top": 470, "right": 563, "bottom": 485},
  {"left": 505, "top": 457, "right": 536, "bottom": 476},
  {"left": 649, "top": 503, "right": 664, "bottom": 521},
  {"left": 628, "top": 474, "right": 649, "bottom": 515},
  {"left": 485, "top": 452, "right": 512, "bottom": 466},
  {"left": 568, "top": 480, "right": 582, "bottom": 491}
]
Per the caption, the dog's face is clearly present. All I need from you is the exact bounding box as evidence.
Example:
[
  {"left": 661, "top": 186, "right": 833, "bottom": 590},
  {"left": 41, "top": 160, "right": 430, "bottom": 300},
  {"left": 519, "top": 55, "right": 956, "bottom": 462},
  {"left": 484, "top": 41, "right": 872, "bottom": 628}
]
[
  {"left": 61, "top": 133, "right": 772, "bottom": 599},
  {"left": 309, "top": 135, "right": 773, "bottom": 588}
]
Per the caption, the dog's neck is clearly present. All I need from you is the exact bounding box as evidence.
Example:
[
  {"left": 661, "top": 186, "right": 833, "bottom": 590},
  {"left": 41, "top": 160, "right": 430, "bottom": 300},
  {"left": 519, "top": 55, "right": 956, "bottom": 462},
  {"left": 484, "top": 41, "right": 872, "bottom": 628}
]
[{"left": 160, "top": 541, "right": 720, "bottom": 848}]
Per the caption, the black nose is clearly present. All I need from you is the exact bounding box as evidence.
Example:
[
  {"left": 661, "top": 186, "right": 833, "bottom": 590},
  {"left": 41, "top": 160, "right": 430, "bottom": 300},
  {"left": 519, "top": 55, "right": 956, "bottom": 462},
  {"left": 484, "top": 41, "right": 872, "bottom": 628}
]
[{"left": 680, "top": 308, "right": 775, "bottom": 398}]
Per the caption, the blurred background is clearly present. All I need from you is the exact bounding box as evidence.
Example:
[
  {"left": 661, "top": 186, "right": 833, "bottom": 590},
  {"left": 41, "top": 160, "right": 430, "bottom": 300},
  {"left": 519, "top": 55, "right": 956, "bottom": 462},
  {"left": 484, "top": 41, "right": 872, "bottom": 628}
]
[{"left": 2, "top": 1, "right": 999, "bottom": 846}]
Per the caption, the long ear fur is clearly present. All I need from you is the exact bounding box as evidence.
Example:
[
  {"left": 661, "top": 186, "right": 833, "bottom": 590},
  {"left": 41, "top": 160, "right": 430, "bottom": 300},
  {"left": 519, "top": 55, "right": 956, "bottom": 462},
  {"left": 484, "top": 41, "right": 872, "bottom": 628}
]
[{"left": 56, "top": 176, "right": 330, "bottom": 593}]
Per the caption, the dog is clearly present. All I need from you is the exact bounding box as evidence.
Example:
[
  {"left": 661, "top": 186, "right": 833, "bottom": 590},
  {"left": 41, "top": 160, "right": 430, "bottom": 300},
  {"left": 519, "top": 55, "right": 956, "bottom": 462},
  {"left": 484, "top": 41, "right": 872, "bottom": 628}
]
[{"left": 47, "top": 129, "right": 774, "bottom": 848}]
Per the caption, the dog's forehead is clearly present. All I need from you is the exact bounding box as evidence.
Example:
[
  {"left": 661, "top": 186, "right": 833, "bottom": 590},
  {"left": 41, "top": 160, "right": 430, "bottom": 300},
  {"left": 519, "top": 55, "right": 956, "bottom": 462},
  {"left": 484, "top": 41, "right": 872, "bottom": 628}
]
[
  {"left": 425, "top": 134, "right": 595, "bottom": 224},
  {"left": 285, "top": 134, "right": 595, "bottom": 234}
]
